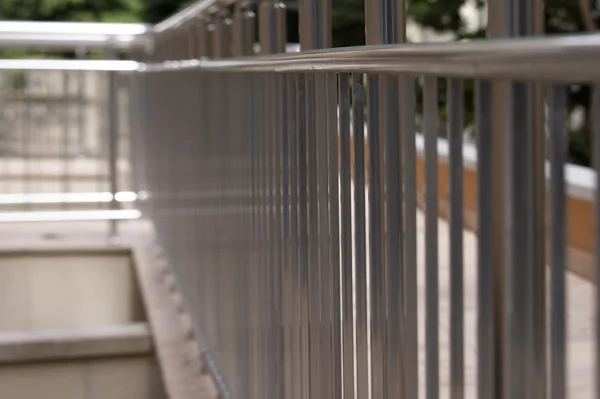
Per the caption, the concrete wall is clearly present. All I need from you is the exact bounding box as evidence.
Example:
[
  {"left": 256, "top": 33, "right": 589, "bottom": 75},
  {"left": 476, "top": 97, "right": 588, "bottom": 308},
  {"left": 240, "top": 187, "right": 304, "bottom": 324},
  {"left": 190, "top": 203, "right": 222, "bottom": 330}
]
[
  {"left": 0, "top": 356, "right": 163, "bottom": 399},
  {"left": 0, "top": 323, "right": 163, "bottom": 399},
  {"left": 0, "top": 250, "right": 144, "bottom": 331}
]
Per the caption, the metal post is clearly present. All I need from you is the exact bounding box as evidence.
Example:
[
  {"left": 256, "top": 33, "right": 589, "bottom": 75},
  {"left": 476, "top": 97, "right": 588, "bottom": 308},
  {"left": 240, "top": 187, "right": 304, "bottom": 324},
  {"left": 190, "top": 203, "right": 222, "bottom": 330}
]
[
  {"left": 231, "top": 5, "right": 256, "bottom": 397},
  {"left": 448, "top": 78, "right": 464, "bottom": 399},
  {"left": 186, "top": 23, "right": 198, "bottom": 58},
  {"left": 212, "top": 10, "right": 233, "bottom": 58},
  {"left": 76, "top": 47, "right": 87, "bottom": 158},
  {"left": 548, "top": 85, "right": 566, "bottom": 399},
  {"left": 106, "top": 46, "right": 119, "bottom": 241},
  {"left": 258, "top": 3, "right": 287, "bottom": 397},
  {"left": 297, "top": 0, "right": 331, "bottom": 397},
  {"left": 338, "top": 73, "right": 353, "bottom": 399},
  {"left": 363, "top": 0, "right": 407, "bottom": 396},
  {"left": 503, "top": 1, "right": 546, "bottom": 398},
  {"left": 593, "top": 85, "right": 600, "bottom": 399},
  {"left": 233, "top": 2, "right": 256, "bottom": 57},
  {"left": 197, "top": 18, "right": 212, "bottom": 58},
  {"left": 486, "top": 0, "right": 507, "bottom": 396},
  {"left": 424, "top": 75, "right": 439, "bottom": 399},
  {"left": 530, "top": 2, "right": 547, "bottom": 399}
]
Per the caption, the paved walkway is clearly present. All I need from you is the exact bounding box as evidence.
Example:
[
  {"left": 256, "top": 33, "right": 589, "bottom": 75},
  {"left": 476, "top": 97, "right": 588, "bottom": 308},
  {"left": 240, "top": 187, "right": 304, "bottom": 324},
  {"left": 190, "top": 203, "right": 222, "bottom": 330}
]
[{"left": 417, "top": 213, "right": 595, "bottom": 399}]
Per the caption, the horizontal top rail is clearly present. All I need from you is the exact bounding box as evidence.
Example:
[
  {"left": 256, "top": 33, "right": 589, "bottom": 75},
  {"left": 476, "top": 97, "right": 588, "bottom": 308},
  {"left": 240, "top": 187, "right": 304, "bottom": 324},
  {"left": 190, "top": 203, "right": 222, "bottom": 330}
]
[
  {"left": 153, "top": 0, "right": 221, "bottom": 34},
  {"left": 3, "top": 33, "right": 599, "bottom": 81},
  {"left": 0, "top": 20, "right": 152, "bottom": 50},
  {"left": 139, "top": 33, "right": 600, "bottom": 81},
  {"left": 0, "top": 59, "right": 139, "bottom": 71}
]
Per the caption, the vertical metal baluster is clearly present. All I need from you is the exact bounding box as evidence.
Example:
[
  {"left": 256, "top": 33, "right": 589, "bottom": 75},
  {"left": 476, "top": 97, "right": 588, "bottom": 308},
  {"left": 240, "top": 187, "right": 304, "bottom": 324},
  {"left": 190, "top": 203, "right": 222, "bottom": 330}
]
[
  {"left": 238, "top": 68, "right": 249, "bottom": 393},
  {"left": 128, "top": 73, "right": 139, "bottom": 198},
  {"left": 4, "top": 72, "right": 13, "bottom": 193},
  {"left": 225, "top": 69, "right": 234, "bottom": 388},
  {"left": 274, "top": 72, "right": 286, "bottom": 399},
  {"left": 261, "top": 3, "right": 287, "bottom": 393},
  {"left": 218, "top": 69, "right": 227, "bottom": 384},
  {"left": 367, "top": 72, "right": 385, "bottom": 399},
  {"left": 262, "top": 72, "right": 273, "bottom": 399},
  {"left": 548, "top": 84, "right": 566, "bottom": 399},
  {"left": 264, "top": 71, "right": 273, "bottom": 399},
  {"left": 506, "top": 80, "right": 532, "bottom": 399},
  {"left": 402, "top": 75, "right": 418, "bottom": 399},
  {"left": 228, "top": 70, "right": 237, "bottom": 397},
  {"left": 249, "top": 73, "right": 259, "bottom": 399},
  {"left": 204, "top": 68, "right": 213, "bottom": 367},
  {"left": 262, "top": 71, "right": 269, "bottom": 397},
  {"left": 305, "top": 71, "right": 321, "bottom": 399},
  {"left": 448, "top": 78, "right": 464, "bottom": 399},
  {"left": 297, "top": 0, "right": 331, "bottom": 392},
  {"left": 273, "top": 72, "right": 285, "bottom": 399},
  {"left": 213, "top": 71, "right": 220, "bottom": 360},
  {"left": 195, "top": 70, "right": 205, "bottom": 361},
  {"left": 62, "top": 71, "right": 70, "bottom": 199},
  {"left": 287, "top": 73, "right": 301, "bottom": 399},
  {"left": 106, "top": 46, "right": 120, "bottom": 238},
  {"left": 190, "top": 69, "right": 204, "bottom": 376},
  {"left": 238, "top": 71, "right": 246, "bottom": 398},
  {"left": 315, "top": 72, "right": 332, "bottom": 399},
  {"left": 107, "top": 69, "right": 119, "bottom": 239},
  {"left": 214, "top": 70, "right": 223, "bottom": 371},
  {"left": 476, "top": 80, "right": 494, "bottom": 399},
  {"left": 424, "top": 76, "right": 439, "bottom": 399},
  {"left": 364, "top": 0, "right": 408, "bottom": 385},
  {"left": 327, "top": 71, "right": 342, "bottom": 399},
  {"left": 259, "top": 72, "right": 268, "bottom": 398},
  {"left": 594, "top": 84, "right": 600, "bottom": 399},
  {"left": 384, "top": 73, "right": 404, "bottom": 399},
  {"left": 0, "top": 72, "right": 6, "bottom": 195},
  {"left": 248, "top": 71, "right": 258, "bottom": 397},
  {"left": 296, "top": 73, "right": 310, "bottom": 399},
  {"left": 77, "top": 50, "right": 87, "bottom": 157},
  {"left": 338, "top": 73, "right": 354, "bottom": 399},
  {"left": 248, "top": 71, "right": 257, "bottom": 399},
  {"left": 237, "top": 71, "right": 246, "bottom": 399},
  {"left": 24, "top": 72, "right": 32, "bottom": 207},
  {"left": 281, "top": 72, "right": 292, "bottom": 399},
  {"left": 352, "top": 71, "right": 369, "bottom": 399}
]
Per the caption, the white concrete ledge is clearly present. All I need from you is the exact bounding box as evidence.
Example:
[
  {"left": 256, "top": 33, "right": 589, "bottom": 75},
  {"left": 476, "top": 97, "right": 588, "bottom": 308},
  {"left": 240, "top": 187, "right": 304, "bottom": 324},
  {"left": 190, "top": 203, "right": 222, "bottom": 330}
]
[
  {"left": 415, "top": 134, "right": 596, "bottom": 201},
  {"left": 0, "top": 323, "right": 152, "bottom": 364},
  {"left": 0, "top": 209, "right": 141, "bottom": 222}
]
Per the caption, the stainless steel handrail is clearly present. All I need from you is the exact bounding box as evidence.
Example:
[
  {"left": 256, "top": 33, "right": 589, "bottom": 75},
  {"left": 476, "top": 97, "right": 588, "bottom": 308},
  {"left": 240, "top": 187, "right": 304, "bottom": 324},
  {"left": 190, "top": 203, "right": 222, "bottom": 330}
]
[
  {"left": 0, "top": 20, "right": 152, "bottom": 50},
  {"left": 153, "top": 0, "right": 222, "bottom": 33},
  {"left": 139, "top": 33, "right": 600, "bottom": 81},
  {"left": 0, "top": 59, "right": 140, "bottom": 71}
]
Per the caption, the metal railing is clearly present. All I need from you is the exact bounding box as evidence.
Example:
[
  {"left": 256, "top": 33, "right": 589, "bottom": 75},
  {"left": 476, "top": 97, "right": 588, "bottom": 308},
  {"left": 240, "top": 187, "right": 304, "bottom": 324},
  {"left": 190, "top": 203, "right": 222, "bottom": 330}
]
[
  {"left": 130, "top": 0, "right": 600, "bottom": 398},
  {"left": 0, "top": 60, "right": 139, "bottom": 227},
  {"left": 3, "top": 0, "right": 600, "bottom": 397},
  {"left": 0, "top": 20, "right": 149, "bottom": 225}
]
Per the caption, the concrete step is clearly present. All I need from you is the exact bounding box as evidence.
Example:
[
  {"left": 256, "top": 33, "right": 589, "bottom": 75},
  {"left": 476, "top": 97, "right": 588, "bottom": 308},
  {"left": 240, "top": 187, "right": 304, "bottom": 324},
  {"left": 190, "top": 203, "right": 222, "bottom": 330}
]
[{"left": 0, "top": 322, "right": 151, "bottom": 364}]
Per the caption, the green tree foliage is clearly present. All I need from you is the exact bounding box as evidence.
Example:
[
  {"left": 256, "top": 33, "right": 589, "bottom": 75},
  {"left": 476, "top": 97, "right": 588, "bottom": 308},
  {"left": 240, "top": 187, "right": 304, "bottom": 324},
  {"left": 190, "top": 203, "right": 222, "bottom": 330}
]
[
  {"left": 403, "top": 0, "right": 598, "bottom": 166},
  {"left": 142, "top": 0, "right": 191, "bottom": 24},
  {"left": 410, "top": 0, "right": 472, "bottom": 35},
  {"left": 0, "top": 0, "right": 149, "bottom": 59},
  {"left": 0, "top": 0, "right": 144, "bottom": 22}
]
